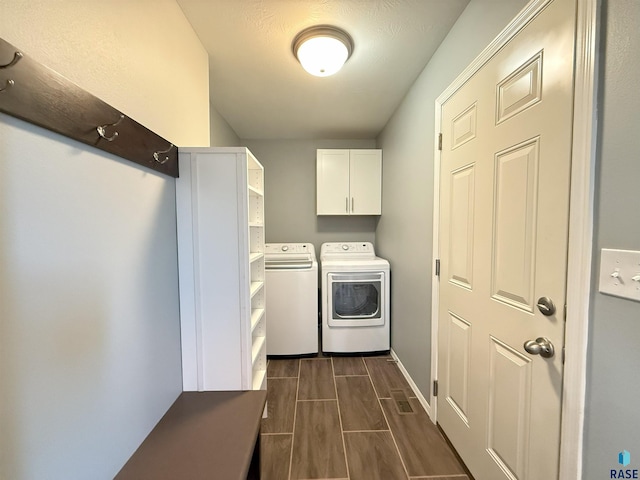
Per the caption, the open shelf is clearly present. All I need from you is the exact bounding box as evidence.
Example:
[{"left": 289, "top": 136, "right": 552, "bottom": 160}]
[
  {"left": 251, "top": 308, "right": 265, "bottom": 333},
  {"left": 250, "top": 281, "right": 264, "bottom": 299},
  {"left": 249, "top": 252, "right": 263, "bottom": 263},
  {"left": 251, "top": 335, "right": 266, "bottom": 365},
  {"left": 248, "top": 185, "right": 264, "bottom": 197},
  {"left": 252, "top": 368, "right": 267, "bottom": 391}
]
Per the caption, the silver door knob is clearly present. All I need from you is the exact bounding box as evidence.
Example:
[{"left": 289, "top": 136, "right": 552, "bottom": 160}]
[
  {"left": 536, "top": 297, "right": 556, "bottom": 316},
  {"left": 524, "top": 337, "right": 555, "bottom": 358}
]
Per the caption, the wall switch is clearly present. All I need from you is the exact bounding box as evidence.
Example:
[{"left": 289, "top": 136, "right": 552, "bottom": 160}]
[{"left": 599, "top": 249, "right": 640, "bottom": 302}]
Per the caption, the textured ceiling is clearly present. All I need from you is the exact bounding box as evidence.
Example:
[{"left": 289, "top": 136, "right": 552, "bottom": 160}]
[{"left": 177, "top": 0, "right": 470, "bottom": 140}]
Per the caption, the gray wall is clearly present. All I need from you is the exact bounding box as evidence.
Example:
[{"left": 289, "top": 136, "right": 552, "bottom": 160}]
[
  {"left": 0, "top": 1, "right": 210, "bottom": 479},
  {"left": 583, "top": 0, "right": 640, "bottom": 476},
  {"left": 0, "top": 120, "right": 183, "bottom": 479},
  {"left": 376, "top": 0, "right": 529, "bottom": 399},
  {"left": 243, "top": 139, "right": 378, "bottom": 255},
  {"left": 210, "top": 102, "right": 241, "bottom": 146}
]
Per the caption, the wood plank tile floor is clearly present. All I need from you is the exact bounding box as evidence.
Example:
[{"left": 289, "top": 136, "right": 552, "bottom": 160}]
[{"left": 261, "top": 354, "right": 471, "bottom": 480}]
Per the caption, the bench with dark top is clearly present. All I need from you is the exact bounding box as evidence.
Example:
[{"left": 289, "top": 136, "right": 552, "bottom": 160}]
[{"left": 115, "top": 390, "right": 267, "bottom": 480}]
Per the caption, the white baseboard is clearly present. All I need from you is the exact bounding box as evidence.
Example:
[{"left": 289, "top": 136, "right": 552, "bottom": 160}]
[{"left": 390, "top": 349, "right": 433, "bottom": 421}]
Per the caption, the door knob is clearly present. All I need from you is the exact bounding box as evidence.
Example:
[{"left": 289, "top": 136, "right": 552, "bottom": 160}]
[
  {"left": 524, "top": 337, "right": 555, "bottom": 358},
  {"left": 536, "top": 297, "right": 556, "bottom": 316}
]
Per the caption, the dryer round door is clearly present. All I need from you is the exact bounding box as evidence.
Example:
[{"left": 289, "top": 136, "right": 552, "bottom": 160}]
[{"left": 327, "top": 272, "right": 385, "bottom": 327}]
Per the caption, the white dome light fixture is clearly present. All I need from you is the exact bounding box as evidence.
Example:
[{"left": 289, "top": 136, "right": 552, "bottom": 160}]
[{"left": 292, "top": 25, "right": 354, "bottom": 77}]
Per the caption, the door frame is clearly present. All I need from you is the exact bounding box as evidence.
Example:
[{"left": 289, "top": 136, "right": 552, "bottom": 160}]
[{"left": 429, "top": 1, "right": 600, "bottom": 479}]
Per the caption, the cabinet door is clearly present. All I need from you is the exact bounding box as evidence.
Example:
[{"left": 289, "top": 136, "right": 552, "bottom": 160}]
[
  {"left": 349, "top": 149, "right": 382, "bottom": 215},
  {"left": 317, "top": 149, "right": 350, "bottom": 215}
]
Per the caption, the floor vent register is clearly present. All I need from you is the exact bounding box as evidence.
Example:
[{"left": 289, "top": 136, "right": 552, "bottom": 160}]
[{"left": 390, "top": 389, "right": 415, "bottom": 415}]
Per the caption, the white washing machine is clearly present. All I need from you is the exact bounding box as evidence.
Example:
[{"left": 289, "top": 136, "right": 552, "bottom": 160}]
[
  {"left": 265, "top": 243, "right": 318, "bottom": 356},
  {"left": 320, "top": 242, "right": 390, "bottom": 354}
]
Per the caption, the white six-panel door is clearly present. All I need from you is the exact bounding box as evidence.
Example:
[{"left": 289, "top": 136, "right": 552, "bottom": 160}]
[{"left": 437, "top": 1, "right": 577, "bottom": 478}]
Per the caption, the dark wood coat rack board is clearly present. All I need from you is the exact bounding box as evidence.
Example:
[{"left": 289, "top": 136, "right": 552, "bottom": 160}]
[{"left": 0, "top": 37, "right": 178, "bottom": 177}]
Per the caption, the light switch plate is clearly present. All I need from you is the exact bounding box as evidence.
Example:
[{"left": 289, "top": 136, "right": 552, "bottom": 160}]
[{"left": 599, "top": 249, "right": 640, "bottom": 302}]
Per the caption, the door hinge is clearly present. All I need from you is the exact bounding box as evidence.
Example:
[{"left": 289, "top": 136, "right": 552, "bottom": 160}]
[
  {"left": 438, "top": 133, "right": 443, "bottom": 151},
  {"left": 435, "top": 259, "right": 440, "bottom": 277},
  {"left": 433, "top": 380, "right": 439, "bottom": 397}
]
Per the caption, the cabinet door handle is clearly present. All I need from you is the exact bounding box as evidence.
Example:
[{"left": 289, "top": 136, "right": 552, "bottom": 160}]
[
  {"left": 351, "top": 197, "right": 354, "bottom": 213},
  {"left": 345, "top": 197, "right": 349, "bottom": 213}
]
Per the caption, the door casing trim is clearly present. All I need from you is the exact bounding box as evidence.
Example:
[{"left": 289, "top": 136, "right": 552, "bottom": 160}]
[{"left": 430, "top": 1, "right": 599, "bottom": 479}]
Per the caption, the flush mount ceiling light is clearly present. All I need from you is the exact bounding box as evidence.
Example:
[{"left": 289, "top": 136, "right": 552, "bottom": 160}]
[{"left": 292, "top": 25, "right": 354, "bottom": 77}]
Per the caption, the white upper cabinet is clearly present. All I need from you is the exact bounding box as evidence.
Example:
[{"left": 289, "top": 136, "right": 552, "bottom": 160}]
[
  {"left": 317, "top": 149, "right": 351, "bottom": 215},
  {"left": 316, "top": 149, "right": 382, "bottom": 215}
]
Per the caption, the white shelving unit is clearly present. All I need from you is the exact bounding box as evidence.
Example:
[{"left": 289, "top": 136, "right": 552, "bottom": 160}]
[{"left": 176, "top": 147, "right": 266, "bottom": 393}]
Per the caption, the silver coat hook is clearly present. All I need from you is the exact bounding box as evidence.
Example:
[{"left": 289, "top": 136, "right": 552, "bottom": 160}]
[
  {"left": 153, "top": 143, "right": 174, "bottom": 164},
  {"left": 0, "top": 51, "right": 23, "bottom": 69},
  {"left": 0, "top": 79, "right": 14, "bottom": 92},
  {"left": 97, "top": 114, "right": 124, "bottom": 142}
]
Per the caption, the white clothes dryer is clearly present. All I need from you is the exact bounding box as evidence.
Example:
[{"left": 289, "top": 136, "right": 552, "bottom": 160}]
[
  {"left": 320, "top": 242, "right": 390, "bottom": 354},
  {"left": 265, "top": 243, "right": 318, "bottom": 356}
]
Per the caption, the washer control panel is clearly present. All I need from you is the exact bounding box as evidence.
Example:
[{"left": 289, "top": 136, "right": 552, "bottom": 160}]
[{"left": 265, "top": 243, "right": 314, "bottom": 256}]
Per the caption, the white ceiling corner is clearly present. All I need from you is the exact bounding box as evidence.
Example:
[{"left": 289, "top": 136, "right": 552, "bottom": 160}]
[{"left": 176, "top": 0, "right": 470, "bottom": 140}]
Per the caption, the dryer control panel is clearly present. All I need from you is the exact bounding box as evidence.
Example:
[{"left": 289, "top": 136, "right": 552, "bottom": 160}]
[{"left": 320, "top": 242, "right": 376, "bottom": 260}]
